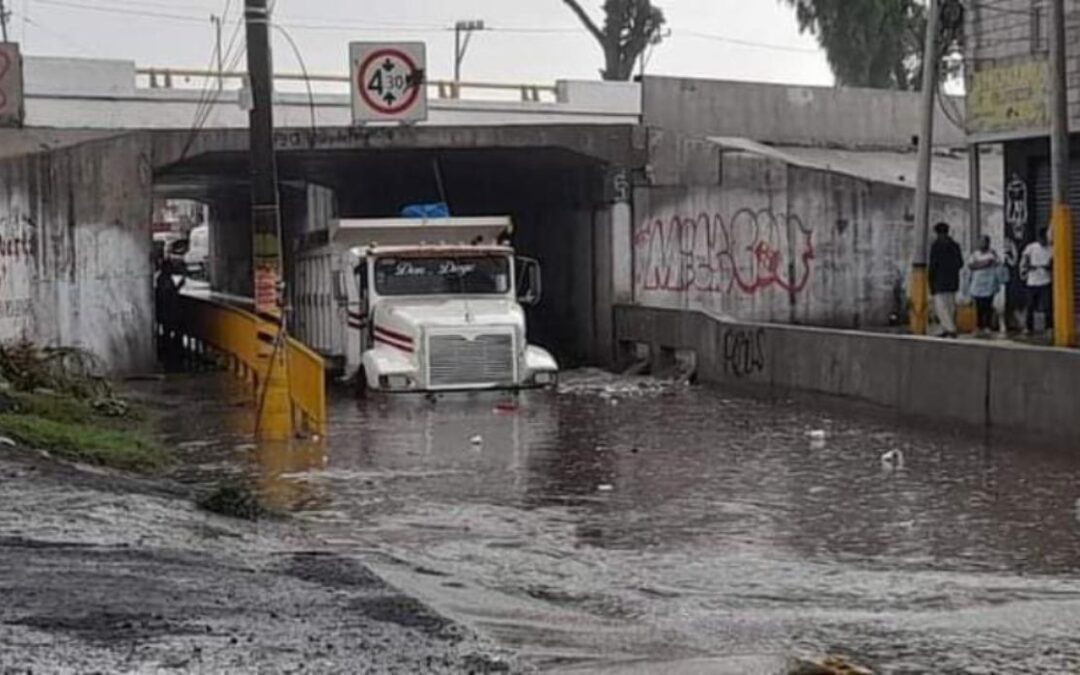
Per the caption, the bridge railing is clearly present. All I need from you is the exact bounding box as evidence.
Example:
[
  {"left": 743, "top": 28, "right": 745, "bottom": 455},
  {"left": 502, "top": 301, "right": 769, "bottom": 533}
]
[
  {"left": 137, "top": 67, "right": 558, "bottom": 103},
  {"left": 171, "top": 293, "right": 327, "bottom": 438}
]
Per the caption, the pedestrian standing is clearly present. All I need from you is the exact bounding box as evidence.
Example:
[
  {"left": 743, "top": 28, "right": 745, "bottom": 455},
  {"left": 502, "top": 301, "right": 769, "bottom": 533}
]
[
  {"left": 928, "top": 222, "right": 964, "bottom": 338},
  {"left": 967, "top": 235, "right": 1002, "bottom": 336},
  {"left": 1021, "top": 228, "right": 1053, "bottom": 335}
]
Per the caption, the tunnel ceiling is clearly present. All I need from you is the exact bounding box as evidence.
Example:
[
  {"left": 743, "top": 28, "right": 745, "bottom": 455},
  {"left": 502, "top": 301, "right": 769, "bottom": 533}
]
[
  {"left": 155, "top": 146, "right": 619, "bottom": 213},
  {"left": 152, "top": 123, "right": 645, "bottom": 207}
]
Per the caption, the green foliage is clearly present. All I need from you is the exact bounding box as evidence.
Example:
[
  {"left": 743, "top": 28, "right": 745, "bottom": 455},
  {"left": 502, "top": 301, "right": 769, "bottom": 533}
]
[
  {"left": 562, "top": 0, "right": 667, "bottom": 81},
  {"left": 781, "top": 0, "right": 963, "bottom": 90},
  {"left": 0, "top": 340, "right": 112, "bottom": 399},
  {"left": 0, "top": 413, "right": 167, "bottom": 472},
  {"left": 197, "top": 478, "right": 267, "bottom": 521},
  {"left": 0, "top": 341, "right": 164, "bottom": 472}
]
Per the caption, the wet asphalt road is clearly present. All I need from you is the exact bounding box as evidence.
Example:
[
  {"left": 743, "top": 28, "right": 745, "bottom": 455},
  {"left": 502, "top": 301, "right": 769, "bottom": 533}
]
[{"left": 175, "top": 371, "right": 1080, "bottom": 673}]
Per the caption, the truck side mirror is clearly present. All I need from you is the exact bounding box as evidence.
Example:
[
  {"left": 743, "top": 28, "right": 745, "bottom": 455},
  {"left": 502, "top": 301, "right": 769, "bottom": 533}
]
[{"left": 516, "top": 257, "right": 542, "bottom": 306}]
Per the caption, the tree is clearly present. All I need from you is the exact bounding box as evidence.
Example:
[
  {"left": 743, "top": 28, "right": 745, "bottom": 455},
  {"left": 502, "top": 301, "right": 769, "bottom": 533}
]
[
  {"left": 780, "top": 0, "right": 963, "bottom": 90},
  {"left": 562, "top": 0, "right": 667, "bottom": 81}
]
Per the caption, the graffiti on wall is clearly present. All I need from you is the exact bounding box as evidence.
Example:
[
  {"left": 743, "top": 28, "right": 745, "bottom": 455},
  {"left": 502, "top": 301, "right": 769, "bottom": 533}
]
[
  {"left": 722, "top": 327, "right": 766, "bottom": 378},
  {"left": 633, "top": 208, "right": 815, "bottom": 297},
  {"left": 0, "top": 213, "right": 37, "bottom": 321}
]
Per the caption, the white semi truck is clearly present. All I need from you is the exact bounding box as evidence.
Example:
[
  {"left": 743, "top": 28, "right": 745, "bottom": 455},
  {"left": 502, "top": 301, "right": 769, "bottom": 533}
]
[{"left": 294, "top": 216, "right": 558, "bottom": 393}]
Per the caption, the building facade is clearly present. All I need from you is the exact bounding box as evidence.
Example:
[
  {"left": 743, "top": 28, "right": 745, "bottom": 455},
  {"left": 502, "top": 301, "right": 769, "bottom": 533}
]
[{"left": 966, "top": 0, "right": 1080, "bottom": 323}]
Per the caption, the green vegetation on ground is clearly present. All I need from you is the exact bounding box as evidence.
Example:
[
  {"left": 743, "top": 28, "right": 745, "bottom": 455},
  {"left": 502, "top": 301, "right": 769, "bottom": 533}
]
[{"left": 0, "top": 341, "right": 168, "bottom": 472}]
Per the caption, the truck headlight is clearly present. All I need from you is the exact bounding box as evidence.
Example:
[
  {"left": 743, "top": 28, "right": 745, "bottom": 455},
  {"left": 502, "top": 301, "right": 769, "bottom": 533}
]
[{"left": 533, "top": 371, "right": 555, "bottom": 386}]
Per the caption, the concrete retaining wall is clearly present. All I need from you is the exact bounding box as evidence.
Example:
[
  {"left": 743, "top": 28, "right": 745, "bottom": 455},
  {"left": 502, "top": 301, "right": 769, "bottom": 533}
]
[
  {"left": 615, "top": 304, "right": 1080, "bottom": 439},
  {"left": 632, "top": 152, "right": 1003, "bottom": 329},
  {"left": 642, "top": 76, "right": 966, "bottom": 148},
  {"left": 0, "top": 135, "right": 155, "bottom": 373}
]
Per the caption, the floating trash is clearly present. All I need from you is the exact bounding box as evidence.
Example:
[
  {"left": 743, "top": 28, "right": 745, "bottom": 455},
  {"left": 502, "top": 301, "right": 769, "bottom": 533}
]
[{"left": 880, "top": 449, "right": 904, "bottom": 470}]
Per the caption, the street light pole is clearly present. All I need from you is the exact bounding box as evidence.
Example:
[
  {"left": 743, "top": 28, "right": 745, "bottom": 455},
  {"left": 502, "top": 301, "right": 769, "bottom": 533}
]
[
  {"left": 453, "top": 19, "right": 485, "bottom": 85},
  {"left": 910, "top": 0, "right": 941, "bottom": 336},
  {"left": 0, "top": 0, "right": 10, "bottom": 43},
  {"left": 1049, "top": 0, "right": 1075, "bottom": 347},
  {"left": 211, "top": 14, "right": 224, "bottom": 91}
]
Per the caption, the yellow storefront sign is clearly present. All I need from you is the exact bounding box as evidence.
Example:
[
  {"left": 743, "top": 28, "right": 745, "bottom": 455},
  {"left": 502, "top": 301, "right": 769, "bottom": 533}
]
[{"left": 968, "top": 60, "right": 1050, "bottom": 136}]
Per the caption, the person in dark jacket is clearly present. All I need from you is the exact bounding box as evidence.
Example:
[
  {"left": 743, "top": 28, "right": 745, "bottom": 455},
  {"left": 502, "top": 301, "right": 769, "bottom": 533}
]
[{"left": 928, "top": 221, "right": 964, "bottom": 338}]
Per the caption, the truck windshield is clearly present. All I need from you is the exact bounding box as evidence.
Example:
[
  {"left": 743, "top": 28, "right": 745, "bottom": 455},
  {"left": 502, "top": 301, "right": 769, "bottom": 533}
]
[{"left": 374, "top": 256, "right": 511, "bottom": 296}]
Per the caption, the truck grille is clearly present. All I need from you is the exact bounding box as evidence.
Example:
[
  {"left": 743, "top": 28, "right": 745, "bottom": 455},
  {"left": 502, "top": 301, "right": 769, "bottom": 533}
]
[{"left": 428, "top": 333, "right": 515, "bottom": 388}]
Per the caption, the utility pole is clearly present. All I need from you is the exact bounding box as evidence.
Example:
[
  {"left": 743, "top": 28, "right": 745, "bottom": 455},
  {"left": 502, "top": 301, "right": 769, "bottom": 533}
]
[
  {"left": 1049, "top": 0, "right": 1075, "bottom": 347},
  {"left": 453, "top": 19, "right": 484, "bottom": 86},
  {"left": 1, "top": 0, "right": 10, "bottom": 42},
  {"left": 969, "top": 145, "right": 981, "bottom": 250},
  {"left": 909, "top": 0, "right": 941, "bottom": 336},
  {"left": 211, "top": 14, "right": 224, "bottom": 90},
  {"left": 244, "top": 0, "right": 290, "bottom": 440}
]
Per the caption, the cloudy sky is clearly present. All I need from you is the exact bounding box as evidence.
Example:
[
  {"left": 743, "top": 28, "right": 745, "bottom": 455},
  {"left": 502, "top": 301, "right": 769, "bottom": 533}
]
[{"left": 11, "top": 0, "right": 833, "bottom": 86}]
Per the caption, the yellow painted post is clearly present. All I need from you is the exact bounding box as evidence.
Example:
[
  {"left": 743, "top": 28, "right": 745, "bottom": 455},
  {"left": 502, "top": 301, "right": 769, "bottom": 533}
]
[
  {"left": 256, "top": 320, "right": 292, "bottom": 441},
  {"left": 910, "top": 266, "right": 929, "bottom": 335},
  {"left": 1052, "top": 205, "right": 1076, "bottom": 347},
  {"left": 908, "top": 0, "right": 939, "bottom": 336}
]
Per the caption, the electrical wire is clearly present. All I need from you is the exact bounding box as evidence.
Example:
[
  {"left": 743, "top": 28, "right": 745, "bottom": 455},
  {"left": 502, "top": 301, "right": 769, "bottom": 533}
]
[
  {"left": 677, "top": 28, "right": 821, "bottom": 54},
  {"left": 272, "top": 22, "right": 317, "bottom": 137}
]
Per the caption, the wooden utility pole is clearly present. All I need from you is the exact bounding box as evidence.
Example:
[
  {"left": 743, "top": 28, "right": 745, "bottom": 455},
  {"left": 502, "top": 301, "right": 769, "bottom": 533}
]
[
  {"left": 244, "top": 0, "right": 290, "bottom": 439},
  {"left": 1049, "top": 0, "right": 1076, "bottom": 347},
  {"left": 910, "top": 0, "right": 941, "bottom": 335}
]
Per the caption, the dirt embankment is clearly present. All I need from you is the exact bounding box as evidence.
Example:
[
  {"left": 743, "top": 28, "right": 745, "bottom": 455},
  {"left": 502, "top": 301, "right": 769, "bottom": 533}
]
[{"left": 0, "top": 441, "right": 521, "bottom": 673}]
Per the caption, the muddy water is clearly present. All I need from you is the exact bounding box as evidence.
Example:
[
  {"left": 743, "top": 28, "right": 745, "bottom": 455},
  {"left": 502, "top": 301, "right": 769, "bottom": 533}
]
[{"left": 165, "top": 372, "right": 1080, "bottom": 673}]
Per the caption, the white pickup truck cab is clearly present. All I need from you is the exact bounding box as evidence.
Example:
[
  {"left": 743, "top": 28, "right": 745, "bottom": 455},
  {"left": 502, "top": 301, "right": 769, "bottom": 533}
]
[{"left": 321, "top": 217, "right": 558, "bottom": 393}]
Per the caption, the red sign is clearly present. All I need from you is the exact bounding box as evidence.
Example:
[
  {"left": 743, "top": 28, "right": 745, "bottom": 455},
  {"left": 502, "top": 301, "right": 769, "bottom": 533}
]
[
  {"left": 350, "top": 42, "right": 427, "bottom": 124},
  {"left": 358, "top": 48, "right": 422, "bottom": 115}
]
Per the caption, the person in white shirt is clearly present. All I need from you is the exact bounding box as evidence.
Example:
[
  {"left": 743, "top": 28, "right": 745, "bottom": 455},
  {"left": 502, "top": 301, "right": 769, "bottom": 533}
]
[{"left": 1020, "top": 229, "right": 1053, "bottom": 334}]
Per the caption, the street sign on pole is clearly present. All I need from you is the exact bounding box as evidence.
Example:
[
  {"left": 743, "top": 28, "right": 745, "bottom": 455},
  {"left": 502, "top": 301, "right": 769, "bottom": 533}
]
[{"left": 350, "top": 42, "right": 427, "bottom": 124}]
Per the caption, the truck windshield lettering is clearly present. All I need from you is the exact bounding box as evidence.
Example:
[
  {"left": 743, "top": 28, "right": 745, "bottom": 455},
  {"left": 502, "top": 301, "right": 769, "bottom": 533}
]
[{"left": 375, "top": 256, "right": 510, "bottom": 296}]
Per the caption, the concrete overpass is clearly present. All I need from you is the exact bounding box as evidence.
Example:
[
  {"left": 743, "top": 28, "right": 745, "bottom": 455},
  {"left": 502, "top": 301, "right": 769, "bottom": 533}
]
[
  {"left": 22, "top": 56, "right": 641, "bottom": 130},
  {"left": 0, "top": 54, "right": 998, "bottom": 378}
]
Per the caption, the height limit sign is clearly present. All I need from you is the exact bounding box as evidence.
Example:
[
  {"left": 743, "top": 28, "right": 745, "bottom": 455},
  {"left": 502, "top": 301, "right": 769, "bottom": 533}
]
[{"left": 350, "top": 42, "right": 427, "bottom": 124}]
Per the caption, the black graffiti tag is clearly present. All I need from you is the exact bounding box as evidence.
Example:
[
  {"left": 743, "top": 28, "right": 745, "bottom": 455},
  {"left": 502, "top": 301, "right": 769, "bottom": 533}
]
[{"left": 723, "top": 328, "right": 766, "bottom": 378}]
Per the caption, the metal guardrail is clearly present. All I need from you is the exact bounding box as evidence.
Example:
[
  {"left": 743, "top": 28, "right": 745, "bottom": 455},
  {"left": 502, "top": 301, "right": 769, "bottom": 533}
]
[
  {"left": 172, "top": 293, "right": 327, "bottom": 439},
  {"left": 137, "top": 67, "right": 556, "bottom": 103}
]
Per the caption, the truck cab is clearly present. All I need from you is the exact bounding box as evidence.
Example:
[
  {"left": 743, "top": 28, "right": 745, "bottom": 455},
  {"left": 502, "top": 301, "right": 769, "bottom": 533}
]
[{"left": 329, "top": 218, "right": 558, "bottom": 393}]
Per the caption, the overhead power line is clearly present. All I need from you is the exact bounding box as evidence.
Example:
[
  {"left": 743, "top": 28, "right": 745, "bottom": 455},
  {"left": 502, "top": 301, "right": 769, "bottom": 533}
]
[{"left": 29, "top": 0, "right": 827, "bottom": 56}]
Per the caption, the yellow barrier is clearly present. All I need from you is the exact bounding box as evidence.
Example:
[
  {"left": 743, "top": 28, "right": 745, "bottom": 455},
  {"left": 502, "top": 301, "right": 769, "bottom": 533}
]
[{"left": 171, "top": 294, "right": 327, "bottom": 439}]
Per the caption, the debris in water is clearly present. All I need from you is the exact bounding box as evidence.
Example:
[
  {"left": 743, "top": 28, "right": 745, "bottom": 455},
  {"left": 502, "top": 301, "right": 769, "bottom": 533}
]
[
  {"left": 881, "top": 449, "right": 904, "bottom": 469},
  {"left": 493, "top": 401, "right": 518, "bottom": 414},
  {"left": 807, "top": 429, "right": 827, "bottom": 441},
  {"left": 0, "top": 436, "right": 16, "bottom": 447},
  {"left": 469, "top": 434, "right": 483, "bottom": 446},
  {"left": 597, "top": 484, "right": 614, "bottom": 492}
]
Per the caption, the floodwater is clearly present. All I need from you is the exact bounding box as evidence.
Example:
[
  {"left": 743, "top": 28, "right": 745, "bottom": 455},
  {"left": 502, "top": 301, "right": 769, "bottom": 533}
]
[{"left": 166, "top": 371, "right": 1080, "bottom": 673}]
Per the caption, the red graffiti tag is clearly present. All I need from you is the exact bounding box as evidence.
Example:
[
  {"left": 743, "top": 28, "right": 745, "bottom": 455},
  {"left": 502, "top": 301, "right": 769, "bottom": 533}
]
[{"left": 633, "top": 209, "right": 815, "bottom": 296}]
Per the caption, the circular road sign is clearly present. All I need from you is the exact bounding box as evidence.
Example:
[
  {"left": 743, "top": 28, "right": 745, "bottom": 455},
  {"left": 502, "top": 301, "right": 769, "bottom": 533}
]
[{"left": 357, "top": 48, "right": 422, "bottom": 116}]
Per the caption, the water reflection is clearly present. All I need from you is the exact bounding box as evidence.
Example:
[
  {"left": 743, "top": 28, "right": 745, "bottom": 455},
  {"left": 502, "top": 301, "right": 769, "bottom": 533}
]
[
  {"left": 145, "top": 372, "right": 1080, "bottom": 671},
  {"left": 253, "top": 439, "right": 329, "bottom": 512}
]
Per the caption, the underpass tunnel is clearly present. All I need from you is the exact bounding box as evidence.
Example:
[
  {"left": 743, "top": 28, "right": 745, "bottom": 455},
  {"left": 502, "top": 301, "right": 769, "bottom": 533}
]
[{"left": 156, "top": 143, "right": 627, "bottom": 368}]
